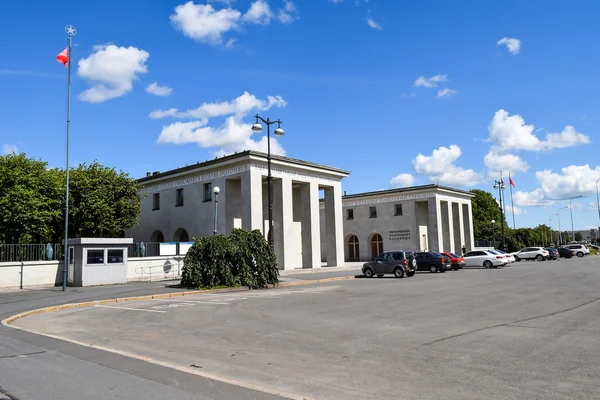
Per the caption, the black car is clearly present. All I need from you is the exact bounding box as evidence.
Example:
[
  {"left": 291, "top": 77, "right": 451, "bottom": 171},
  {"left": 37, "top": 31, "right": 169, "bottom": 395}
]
[
  {"left": 544, "top": 247, "right": 559, "bottom": 260},
  {"left": 414, "top": 252, "right": 451, "bottom": 273},
  {"left": 362, "top": 250, "right": 417, "bottom": 278},
  {"left": 557, "top": 247, "right": 575, "bottom": 258}
]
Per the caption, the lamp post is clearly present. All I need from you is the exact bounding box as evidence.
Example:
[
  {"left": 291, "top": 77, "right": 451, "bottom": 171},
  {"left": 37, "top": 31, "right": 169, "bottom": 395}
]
[
  {"left": 493, "top": 179, "right": 506, "bottom": 250},
  {"left": 596, "top": 177, "right": 600, "bottom": 229},
  {"left": 557, "top": 206, "right": 568, "bottom": 245},
  {"left": 569, "top": 194, "right": 583, "bottom": 243},
  {"left": 251, "top": 115, "right": 285, "bottom": 249},
  {"left": 212, "top": 186, "right": 220, "bottom": 236},
  {"left": 491, "top": 219, "right": 496, "bottom": 247}
]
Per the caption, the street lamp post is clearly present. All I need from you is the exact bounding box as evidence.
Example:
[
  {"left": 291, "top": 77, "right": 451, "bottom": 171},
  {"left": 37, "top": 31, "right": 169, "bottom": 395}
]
[
  {"left": 212, "top": 186, "right": 220, "bottom": 236},
  {"left": 541, "top": 223, "right": 545, "bottom": 247},
  {"left": 251, "top": 115, "right": 285, "bottom": 249},
  {"left": 491, "top": 219, "right": 496, "bottom": 247},
  {"left": 569, "top": 195, "right": 583, "bottom": 243},
  {"left": 493, "top": 179, "right": 506, "bottom": 250},
  {"left": 596, "top": 177, "right": 600, "bottom": 230},
  {"left": 557, "top": 206, "right": 568, "bottom": 245}
]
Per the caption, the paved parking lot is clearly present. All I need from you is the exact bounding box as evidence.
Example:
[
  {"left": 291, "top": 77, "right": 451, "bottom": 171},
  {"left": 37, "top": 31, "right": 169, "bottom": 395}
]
[{"left": 11, "top": 257, "right": 600, "bottom": 400}]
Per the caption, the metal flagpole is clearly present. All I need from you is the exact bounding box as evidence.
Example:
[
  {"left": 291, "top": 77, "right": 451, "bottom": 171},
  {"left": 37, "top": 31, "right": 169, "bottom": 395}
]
[
  {"left": 509, "top": 172, "right": 516, "bottom": 230},
  {"left": 62, "top": 25, "right": 76, "bottom": 292},
  {"left": 501, "top": 171, "right": 507, "bottom": 226}
]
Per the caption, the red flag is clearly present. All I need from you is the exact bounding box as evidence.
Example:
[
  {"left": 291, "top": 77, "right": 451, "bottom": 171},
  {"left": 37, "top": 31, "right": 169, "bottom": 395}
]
[
  {"left": 56, "top": 47, "right": 69, "bottom": 68},
  {"left": 509, "top": 176, "right": 516, "bottom": 187}
]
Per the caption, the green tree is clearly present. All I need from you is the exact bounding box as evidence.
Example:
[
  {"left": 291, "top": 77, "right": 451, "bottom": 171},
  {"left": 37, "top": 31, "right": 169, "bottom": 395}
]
[
  {"left": 575, "top": 232, "right": 583, "bottom": 241},
  {"left": 470, "top": 189, "right": 506, "bottom": 241},
  {"left": 53, "top": 161, "right": 143, "bottom": 240},
  {"left": 0, "top": 153, "right": 62, "bottom": 243}
]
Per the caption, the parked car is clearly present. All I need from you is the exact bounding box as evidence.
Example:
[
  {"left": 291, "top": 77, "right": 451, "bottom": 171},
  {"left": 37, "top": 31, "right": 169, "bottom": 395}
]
[
  {"left": 439, "top": 252, "right": 465, "bottom": 270},
  {"left": 564, "top": 244, "right": 589, "bottom": 258},
  {"left": 487, "top": 249, "right": 509, "bottom": 266},
  {"left": 494, "top": 249, "right": 515, "bottom": 263},
  {"left": 512, "top": 247, "right": 549, "bottom": 262},
  {"left": 362, "top": 250, "right": 417, "bottom": 278},
  {"left": 557, "top": 247, "right": 575, "bottom": 258},
  {"left": 414, "top": 252, "right": 451, "bottom": 273},
  {"left": 462, "top": 250, "right": 504, "bottom": 268},
  {"left": 544, "top": 247, "right": 559, "bottom": 260}
]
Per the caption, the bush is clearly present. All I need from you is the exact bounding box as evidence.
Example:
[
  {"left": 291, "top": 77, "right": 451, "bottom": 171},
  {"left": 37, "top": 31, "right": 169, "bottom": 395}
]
[{"left": 180, "top": 229, "right": 278, "bottom": 289}]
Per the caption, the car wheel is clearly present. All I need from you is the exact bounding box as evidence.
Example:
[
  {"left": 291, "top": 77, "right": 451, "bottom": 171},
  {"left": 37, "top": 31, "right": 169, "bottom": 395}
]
[
  {"left": 577, "top": 251, "right": 584, "bottom": 258},
  {"left": 407, "top": 271, "right": 415, "bottom": 277},
  {"left": 514, "top": 256, "right": 520, "bottom": 262},
  {"left": 536, "top": 254, "right": 544, "bottom": 261},
  {"left": 377, "top": 274, "right": 384, "bottom": 278},
  {"left": 393, "top": 267, "right": 405, "bottom": 278},
  {"left": 483, "top": 260, "right": 492, "bottom": 269},
  {"left": 429, "top": 264, "right": 438, "bottom": 273},
  {"left": 364, "top": 268, "right": 373, "bottom": 278},
  {"left": 439, "top": 266, "right": 446, "bottom": 273}
]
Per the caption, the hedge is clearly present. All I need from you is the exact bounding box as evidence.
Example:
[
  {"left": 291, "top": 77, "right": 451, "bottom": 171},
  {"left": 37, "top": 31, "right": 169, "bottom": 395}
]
[{"left": 180, "top": 228, "right": 279, "bottom": 289}]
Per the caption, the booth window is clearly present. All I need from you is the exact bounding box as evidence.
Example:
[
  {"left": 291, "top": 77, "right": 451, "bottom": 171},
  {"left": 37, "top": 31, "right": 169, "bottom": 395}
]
[
  {"left": 203, "top": 182, "right": 212, "bottom": 202},
  {"left": 87, "top": 249, "right": 104, "bottom": 264},
  {"left": 108, "top": 249, "right": 124, "bottom": 264},
  {"left": 68, "top": 247, "right": 74, "bottom": 265},
  {"left": 176, "top": 188, "right": 184, "bottom": 207}
]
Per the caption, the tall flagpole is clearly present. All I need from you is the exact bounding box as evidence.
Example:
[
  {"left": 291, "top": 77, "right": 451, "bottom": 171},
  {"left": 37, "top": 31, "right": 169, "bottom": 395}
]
[
  {"left": 509, "top": 172, "right": 516, "bottom": 230},
  {"left": 501, "top": 170, "right": 507, "bottom": 225},
  {"left": 62, "top": 25, "right": 76, "bottom": 291}
]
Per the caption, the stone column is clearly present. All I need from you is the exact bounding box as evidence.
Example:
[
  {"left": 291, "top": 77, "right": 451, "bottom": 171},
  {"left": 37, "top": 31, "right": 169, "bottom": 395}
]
[
  {"left": 300, "top": 182, "right": 321, "bottom": 269},
  {"left": 324, "top": 183, "right": 344, "bottom": 266},
  {"left": 458, "top": 202, "right": 466, "bottom": 253},
  {"left": 428, "top": 197, "right": 441, "bottom": 252},
  {"left": 447, "top": 200, "right": 455, "bottom": 253},
  {"left": 467, "top": 202, "right": 475, "bottom": 251},
  {"left": 272, "top": 177, "right": 294, "bottom": 270},
  {"left": 241, "top": 169, "right": 263, "bottom": 232}
]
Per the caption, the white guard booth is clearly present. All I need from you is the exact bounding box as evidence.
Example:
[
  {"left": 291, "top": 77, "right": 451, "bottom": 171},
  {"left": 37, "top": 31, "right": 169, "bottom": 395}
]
[{"left": 67, "top": 238, "right": 132, "bottom": 287}]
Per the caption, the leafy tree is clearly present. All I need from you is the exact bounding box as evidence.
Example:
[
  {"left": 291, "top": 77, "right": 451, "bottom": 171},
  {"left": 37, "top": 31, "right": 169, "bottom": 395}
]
[
  {"left": 52, "top": 161, "right": 143, "bottom": 241},
  {"left": 575, "top": 232, "right": 583, "bottom": 241},
  {"left": 470, "top": 189, "right": 507, "bottom": 241},
  {"left": 0, "top": 153, "right": 62, "bottom": 243}
]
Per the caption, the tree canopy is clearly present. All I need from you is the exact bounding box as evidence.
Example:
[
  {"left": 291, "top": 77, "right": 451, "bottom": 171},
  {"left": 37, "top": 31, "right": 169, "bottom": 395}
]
[
  {"left": 470, "top": 189, "right": 506, "bottom": 241},
  {"left": 0, "top": 153, "right": 142, "bottom": 244}
]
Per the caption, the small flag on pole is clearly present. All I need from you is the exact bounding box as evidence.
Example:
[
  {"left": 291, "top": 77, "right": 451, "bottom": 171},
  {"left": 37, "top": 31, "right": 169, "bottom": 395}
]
[
  {"left": 56, "top": 47, "right": 69, "bottom": 68},
  {"left": 509, "top": 176, "right": 516, "bottom": 187}
]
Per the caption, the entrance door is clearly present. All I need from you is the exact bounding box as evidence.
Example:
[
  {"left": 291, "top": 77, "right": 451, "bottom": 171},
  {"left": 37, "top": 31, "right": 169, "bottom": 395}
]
[{"left": 348, "top": 235, "right": 360, "bottom": 261}]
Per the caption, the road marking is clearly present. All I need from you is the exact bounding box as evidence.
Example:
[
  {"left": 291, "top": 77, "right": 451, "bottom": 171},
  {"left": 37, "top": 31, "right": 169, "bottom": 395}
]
[
  {"left": 94, "top": 304, "right": 166, "bottom": 313},
  {"left": 152, "top": 298, "right": 230, "bottom": 305}
]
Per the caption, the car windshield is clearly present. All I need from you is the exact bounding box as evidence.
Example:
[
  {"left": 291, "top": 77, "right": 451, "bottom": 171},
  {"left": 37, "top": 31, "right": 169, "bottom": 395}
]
[
  {"left": 430, "top": 252, "right": 443, "bottom": 257},
  {"left": 449, "top": 253, "right": 460, "bottom": 258},
  {"left": 495, "top": 250, "right": 506, "bottom": 254},
  {"left": 488, "top": 250, "right": 499, "bottom": 254}
]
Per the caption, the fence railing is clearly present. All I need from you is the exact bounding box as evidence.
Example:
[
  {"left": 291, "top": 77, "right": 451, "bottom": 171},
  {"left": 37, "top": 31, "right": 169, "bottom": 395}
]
[{"left": 0, "top": 242, "right": 189, "bottom": 263}]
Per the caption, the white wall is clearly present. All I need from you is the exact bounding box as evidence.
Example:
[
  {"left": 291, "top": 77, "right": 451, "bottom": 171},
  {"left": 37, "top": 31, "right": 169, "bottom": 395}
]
[{"left": 0, "top": 255, "right": 186, "bottom": 289}]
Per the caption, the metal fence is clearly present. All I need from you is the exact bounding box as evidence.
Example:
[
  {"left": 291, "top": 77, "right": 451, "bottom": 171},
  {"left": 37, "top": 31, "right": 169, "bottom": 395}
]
[{"left": 0, "top": 243, "right": 64, "bottom": 262}]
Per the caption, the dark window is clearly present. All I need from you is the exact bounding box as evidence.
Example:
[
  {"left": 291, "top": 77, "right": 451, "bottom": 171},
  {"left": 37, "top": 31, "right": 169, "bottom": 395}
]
[
  {"left": 392, "top": 252, "right": 404, "bottom": 261},
  {"left": 394, "top": 204, "right": 403, "bottom": 216},
  {"left": 176, "top": 188, "right": 184, "bottom": 207},
  {"left": 369, "top": 206, "right": 377, "bottom": 218},
  {"left": 203, "top": 182, "right": 212, "bottom": 202},
  {"left": 347, "top": 209, "right": 354, "bottom": 220},
  {"left": 475, "top": 251, "right": 487, "bottom": 256},
  {"left": 464, "top": 252, "right": 475, "bottom": 257},
  {"left": 87, "top": 249, "right": 104, "bottom": 264},
  {"left": 107, "top": 249, "right": 124, "bottom": 264},
  {"left": 68, "top": 247, "right": 74, "bottom": 265},
  {"left": 152, "top": 193, "right": 160, "bottom": 210}
]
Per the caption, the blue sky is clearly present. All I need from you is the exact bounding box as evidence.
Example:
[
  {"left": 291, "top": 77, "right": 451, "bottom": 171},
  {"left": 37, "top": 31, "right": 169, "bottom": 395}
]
[{"left": 1, "top": 0, "right": 599, "bottom": 231}]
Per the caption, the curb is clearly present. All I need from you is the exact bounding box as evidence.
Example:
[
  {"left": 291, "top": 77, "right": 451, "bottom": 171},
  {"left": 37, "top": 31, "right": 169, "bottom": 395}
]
[{"left": 1, "top": 275, "right": 356, "bottom": 326}]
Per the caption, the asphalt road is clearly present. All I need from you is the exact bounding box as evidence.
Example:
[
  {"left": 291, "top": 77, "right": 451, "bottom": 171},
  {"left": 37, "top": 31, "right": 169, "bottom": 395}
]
[{"left": 8, "top": 257, "right": 600, "bottom": 400}]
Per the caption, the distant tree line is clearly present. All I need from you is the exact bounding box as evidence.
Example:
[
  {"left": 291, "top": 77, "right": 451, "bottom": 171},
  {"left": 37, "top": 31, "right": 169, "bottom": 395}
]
[{"left": 0, "top": 153, "right": 142, "bottom": 244}]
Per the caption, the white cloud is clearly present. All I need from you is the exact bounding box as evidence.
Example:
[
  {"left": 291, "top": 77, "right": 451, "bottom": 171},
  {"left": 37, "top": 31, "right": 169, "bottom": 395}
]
[
  {"left": 154, "top": 92, "right": 288, "bottom": 156},
  {"left": 413, "top": 145, "right": 483, "bottom": 187},
  {"left": 487, "top": 109, "right": 591, "bottom": 153},
  {"left": 536, "top": 165, "right": 600, "bottom": 200},
  {"left": 436, "top": 88, "right": 456, "bottom": 98},
  {"left": 145, "top": 82, "right": 173, "bottom": 96},
  {"left": 506, "top": 206, "right": 528, "bottom": 216},
  {"left": 367, "top": 16, "right": 382, "bottom": 30},
  {"left": 513, "top": 189, "right": 552, "bottom": 207},
  {"left": 390, "top": 173, "right": 415, "bottom": 188},
  {"left": 2, "top": 144, "right": 17, "bottom": 155},
  {"left": 77, "top": 44, "right": 149, "bottom": 103},
  {"left": 414, "top": 74, "right": 447, "bottom": 88},
  {"left": 243, "top": 0, "right": 273, "bottom": 24},
  {"left": 277, "top": 0, "right": 298, "bottom": 24},
  {"left": 484, "top": 152, "right": 529, "bottom": 177},
  {"left": 497, "top": 37, "right": 521, "bottom": 55},
  {"left": 171, "top": 1, "right": 297, "bottom": 46}
]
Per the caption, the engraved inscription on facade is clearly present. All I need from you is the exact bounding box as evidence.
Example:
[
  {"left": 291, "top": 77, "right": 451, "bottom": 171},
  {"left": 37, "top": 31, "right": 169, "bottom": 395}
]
[
  {"left": 343, "top": 193, "right": 435, "bottom": 207},
  {"left": 140, "top": 165, "right": 249, "bottom": 193},
  {"left": 389, "top": 229, "right": 411, "bottom": 241}
]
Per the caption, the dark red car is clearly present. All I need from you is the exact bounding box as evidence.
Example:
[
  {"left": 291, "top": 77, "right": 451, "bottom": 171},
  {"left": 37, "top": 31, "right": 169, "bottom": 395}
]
[{"left": 440, "top": 252, "right": 465, "bottom": 270}]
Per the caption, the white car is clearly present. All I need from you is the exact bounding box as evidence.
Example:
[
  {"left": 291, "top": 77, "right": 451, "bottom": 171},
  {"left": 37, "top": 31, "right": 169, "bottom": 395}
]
[
  {"left": 512, "top": 247, "right": 549, "bottom": 262},
  {"left": 463, "top": 250, "right": 504, "bottom": 268},
  {"left": 487, "top": 249, "right": 509, "bottom": 265},
  {"left": 494, "top": 249, "right": 515, "bottom": 263},
  {"left": 564, "top": 244, "right": 589, "bottom": 258}
]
